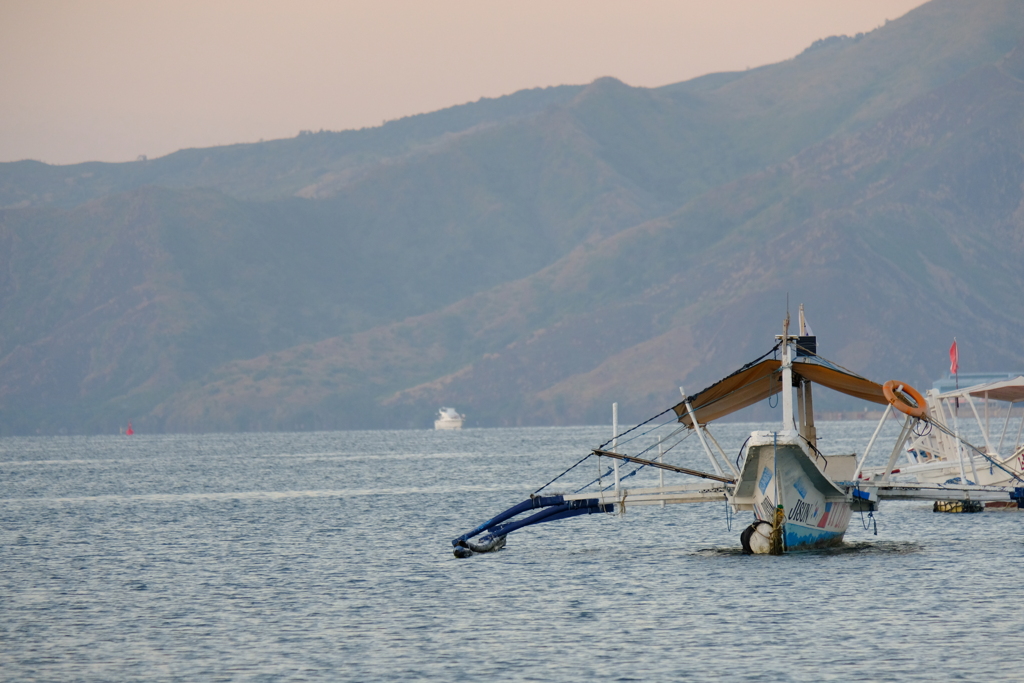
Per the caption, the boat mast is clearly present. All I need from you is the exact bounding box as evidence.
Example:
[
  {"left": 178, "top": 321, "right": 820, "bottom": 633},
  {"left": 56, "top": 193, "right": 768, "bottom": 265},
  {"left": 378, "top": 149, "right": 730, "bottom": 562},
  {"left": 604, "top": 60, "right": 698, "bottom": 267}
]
[
  {"left": 780, "top": 312, "right": 796, "bottom": 432},
  {"left": 612, "top": 402, "right": 619, "bottom": 492},
  {"left": 798, "top": 304, "right": 817, "bottom": 449}
]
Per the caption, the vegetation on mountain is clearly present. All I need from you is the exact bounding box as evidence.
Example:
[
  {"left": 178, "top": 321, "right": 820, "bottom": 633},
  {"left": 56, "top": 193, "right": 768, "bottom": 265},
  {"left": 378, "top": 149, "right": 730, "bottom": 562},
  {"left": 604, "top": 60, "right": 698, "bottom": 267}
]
[{"left": 1, "top": 0, "right": 1022, "bottom": 433}]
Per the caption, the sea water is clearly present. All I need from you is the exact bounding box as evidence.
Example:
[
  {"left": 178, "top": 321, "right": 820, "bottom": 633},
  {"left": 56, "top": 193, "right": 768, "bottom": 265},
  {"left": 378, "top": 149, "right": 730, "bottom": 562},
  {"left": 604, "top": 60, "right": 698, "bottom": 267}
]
[{"left": 1, "top": 422, "right": 1021, "bottom": 681}]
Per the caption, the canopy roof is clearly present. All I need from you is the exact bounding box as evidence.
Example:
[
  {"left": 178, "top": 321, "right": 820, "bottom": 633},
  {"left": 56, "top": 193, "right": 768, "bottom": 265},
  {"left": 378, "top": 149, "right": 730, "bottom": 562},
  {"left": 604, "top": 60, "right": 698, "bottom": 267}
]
[
  {"left": 673, "top": 356, "right": 887, "bottom": 427},
  {"left": 938, "top": 376, "right": 1024, "bottom": 403}
]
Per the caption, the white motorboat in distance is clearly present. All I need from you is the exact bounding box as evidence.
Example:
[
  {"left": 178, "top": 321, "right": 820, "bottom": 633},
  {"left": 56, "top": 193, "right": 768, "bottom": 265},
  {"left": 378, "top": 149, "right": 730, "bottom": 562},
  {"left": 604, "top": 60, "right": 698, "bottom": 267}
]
[{"left": 435, "top": 407, "right": 465, "bottom": 430}]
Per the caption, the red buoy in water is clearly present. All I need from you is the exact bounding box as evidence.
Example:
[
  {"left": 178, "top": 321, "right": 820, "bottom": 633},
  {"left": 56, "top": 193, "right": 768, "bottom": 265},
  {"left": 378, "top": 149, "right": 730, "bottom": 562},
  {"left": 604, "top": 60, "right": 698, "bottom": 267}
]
[{"left": 125, "top": 421, "right": 134, "bottom": 436}]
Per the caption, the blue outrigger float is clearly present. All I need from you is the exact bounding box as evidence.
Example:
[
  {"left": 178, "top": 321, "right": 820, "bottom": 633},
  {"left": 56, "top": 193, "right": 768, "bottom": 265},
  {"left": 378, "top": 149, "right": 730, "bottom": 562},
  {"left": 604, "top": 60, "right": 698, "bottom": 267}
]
[{"left": 453, "top": 313, "right": 1024, "bottom": 556}]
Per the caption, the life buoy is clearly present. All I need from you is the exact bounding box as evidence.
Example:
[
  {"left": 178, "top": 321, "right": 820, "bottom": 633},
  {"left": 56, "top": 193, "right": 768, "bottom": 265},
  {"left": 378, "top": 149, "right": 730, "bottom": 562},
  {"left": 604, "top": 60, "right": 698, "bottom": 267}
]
[{"left": 882, "top": 380, "right": 927, "bottom": 419}]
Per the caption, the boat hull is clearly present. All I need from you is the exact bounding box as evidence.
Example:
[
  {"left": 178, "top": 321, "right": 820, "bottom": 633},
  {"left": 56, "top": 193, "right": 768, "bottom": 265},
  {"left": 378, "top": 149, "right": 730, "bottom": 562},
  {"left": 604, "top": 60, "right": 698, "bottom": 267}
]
[
  {"left": 890, "top": 450, "right": 1024, "bottom": 487},
  {"left": 732, "top": 431, "right": 852, "bottom": 552},
  {"left": 783, "top": 520, "right": 846, "bottom": 549}
]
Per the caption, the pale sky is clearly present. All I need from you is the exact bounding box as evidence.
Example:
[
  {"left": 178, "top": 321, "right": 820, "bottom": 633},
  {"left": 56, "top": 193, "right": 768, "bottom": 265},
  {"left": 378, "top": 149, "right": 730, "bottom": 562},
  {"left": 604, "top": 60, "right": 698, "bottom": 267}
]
[{"left": 0, "top": 0, "right": 929, "bottom": 166}]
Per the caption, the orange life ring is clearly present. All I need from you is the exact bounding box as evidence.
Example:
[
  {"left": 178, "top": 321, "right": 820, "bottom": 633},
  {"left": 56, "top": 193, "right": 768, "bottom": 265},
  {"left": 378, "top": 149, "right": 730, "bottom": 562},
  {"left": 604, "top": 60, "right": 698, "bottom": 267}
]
[{"left": 882, "top": 380, "right": 927, "bottom": 419}]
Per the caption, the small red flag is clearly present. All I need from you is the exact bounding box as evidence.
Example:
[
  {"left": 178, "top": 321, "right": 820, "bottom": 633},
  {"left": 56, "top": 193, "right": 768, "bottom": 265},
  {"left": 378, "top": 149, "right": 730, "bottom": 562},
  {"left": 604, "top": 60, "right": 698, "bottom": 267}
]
[{"left": 949, "top": 339, "right": 959, "bottom": 375}]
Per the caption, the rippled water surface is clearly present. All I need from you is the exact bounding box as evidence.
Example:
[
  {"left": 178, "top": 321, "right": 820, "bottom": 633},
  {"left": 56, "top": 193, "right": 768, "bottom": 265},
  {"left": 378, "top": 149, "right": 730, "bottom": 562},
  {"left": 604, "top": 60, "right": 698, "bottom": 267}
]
[{"left": 2, "top": 423, "right": 1021, "bottom": 681}]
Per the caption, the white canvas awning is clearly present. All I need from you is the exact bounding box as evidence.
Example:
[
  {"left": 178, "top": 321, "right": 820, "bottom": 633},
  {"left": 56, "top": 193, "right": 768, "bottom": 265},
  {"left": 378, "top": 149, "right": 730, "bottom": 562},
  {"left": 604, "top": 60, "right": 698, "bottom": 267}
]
[{"left": 938, "top": 376, "right": 1024, "bottom": 403}]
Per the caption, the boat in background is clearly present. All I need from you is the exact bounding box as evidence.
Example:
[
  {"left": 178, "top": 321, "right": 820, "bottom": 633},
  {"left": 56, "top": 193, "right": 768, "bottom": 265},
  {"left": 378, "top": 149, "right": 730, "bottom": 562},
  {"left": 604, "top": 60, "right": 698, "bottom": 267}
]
[
  {"left": 860, "top": 376, "right": 1024, "bottom": 491},
  {"left": 434, "top": 407, "right": 465, "bottom": 430}
]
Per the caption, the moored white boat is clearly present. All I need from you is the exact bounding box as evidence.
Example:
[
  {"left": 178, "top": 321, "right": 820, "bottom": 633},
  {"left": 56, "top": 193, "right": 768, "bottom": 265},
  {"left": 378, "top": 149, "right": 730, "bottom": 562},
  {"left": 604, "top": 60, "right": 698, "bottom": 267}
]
[{"left": 860, "top": 376, "right": 1024, "bottom": 489}]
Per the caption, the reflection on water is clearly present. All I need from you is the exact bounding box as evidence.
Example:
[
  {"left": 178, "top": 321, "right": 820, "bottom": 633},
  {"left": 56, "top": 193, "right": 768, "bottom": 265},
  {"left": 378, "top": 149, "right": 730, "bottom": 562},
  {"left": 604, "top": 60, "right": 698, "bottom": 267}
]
[{"left": 1, "top": 424, "right": 1020, "bottom": 681}]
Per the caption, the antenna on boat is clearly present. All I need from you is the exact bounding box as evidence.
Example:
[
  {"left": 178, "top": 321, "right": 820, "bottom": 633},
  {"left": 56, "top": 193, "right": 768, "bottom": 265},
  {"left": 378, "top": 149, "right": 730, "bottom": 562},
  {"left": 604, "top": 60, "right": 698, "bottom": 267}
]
[
  {"left": 779, "top": 305, "right": 795, "bottom": 431},
  {"left": 796, "top": 303, "right": 817, "bottom": 448},
  {"left": 612, "top": 402, "right": 620, "bottom": 493},
  {"left": 783, "top": 293, "right": 791, "bottom": 342}
]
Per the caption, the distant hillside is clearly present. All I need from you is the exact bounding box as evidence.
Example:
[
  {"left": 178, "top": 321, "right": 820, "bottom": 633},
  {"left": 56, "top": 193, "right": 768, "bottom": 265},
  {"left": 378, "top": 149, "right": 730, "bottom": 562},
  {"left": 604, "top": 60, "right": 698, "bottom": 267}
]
[
  {"left": 0, "top": 85, "right": 584, "bottom": 210},
  {"left": 153, "top": 37, "right": 1024, "bottom": 431},
  {"left": 2, "top": 0, "right": 1023, "bottom": 434}
]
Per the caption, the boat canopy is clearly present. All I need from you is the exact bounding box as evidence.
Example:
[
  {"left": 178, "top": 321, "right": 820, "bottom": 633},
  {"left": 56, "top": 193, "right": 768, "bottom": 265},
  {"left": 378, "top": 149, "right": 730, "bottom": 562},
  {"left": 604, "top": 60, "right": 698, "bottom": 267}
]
[
  {"left": 673, "top": 356, "right": 887, "bottom": 427},
  {"left": 937, "top": 376, "right": 1024, "bottom": 403}
]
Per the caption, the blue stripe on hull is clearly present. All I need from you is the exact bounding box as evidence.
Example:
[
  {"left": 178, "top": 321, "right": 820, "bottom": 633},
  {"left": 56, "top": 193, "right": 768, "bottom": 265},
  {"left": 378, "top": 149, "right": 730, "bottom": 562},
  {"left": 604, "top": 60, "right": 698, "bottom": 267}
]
[{"left": 784, "top": 523, "right": 845, "bottom": 550}]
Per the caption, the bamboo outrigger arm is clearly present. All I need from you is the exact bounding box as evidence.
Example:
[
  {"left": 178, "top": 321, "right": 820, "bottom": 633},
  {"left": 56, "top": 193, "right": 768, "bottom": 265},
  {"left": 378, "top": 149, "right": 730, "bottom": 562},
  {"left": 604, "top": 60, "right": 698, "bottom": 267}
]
[{"left": 591, "top": 449, "right": 735, "bottom": 484}]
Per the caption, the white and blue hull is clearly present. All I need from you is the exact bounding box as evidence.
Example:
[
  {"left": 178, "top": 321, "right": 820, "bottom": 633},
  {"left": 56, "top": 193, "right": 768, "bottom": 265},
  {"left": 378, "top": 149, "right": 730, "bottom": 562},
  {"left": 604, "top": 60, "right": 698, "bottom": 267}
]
[
  {"left": 782, "top": 517, "right": 847, "bottom": 549},
  {"left": 733, "top": 430, "right": 852, "bottom": 552}
]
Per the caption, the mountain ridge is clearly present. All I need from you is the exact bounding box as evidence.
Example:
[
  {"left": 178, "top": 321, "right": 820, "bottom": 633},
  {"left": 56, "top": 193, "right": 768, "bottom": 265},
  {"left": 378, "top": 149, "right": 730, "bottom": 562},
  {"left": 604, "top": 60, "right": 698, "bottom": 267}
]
[{"left": 2, "top": 0, "right": 1022, "bottom": 434}]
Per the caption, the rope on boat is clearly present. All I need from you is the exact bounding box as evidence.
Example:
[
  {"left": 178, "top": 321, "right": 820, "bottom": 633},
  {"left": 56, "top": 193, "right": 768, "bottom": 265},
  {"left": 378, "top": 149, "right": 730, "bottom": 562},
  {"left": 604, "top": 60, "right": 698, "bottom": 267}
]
[
  {"left": 531, "top": 451, "right": 595, "bottom": 495},
  {"left": 926, "top": 419, "right": 1024, "bottom": 484},
  {"left": 797, "top": 350, "right": 859, "bottom": 376},
  {"left": 596, "top": 405, "right": 678, "bottom": 452},
  {"left": 537, "top": 345, "right": 785, "bottom": 497},
  {"left": 630, "top": 422, "right": 690, "bottom": 460},
  {"left": 769, "top": 505, "right": 785, "bottom": 555},
  {"left": 584, "top": 428, "right": 697, "bottom": 491},
  {"left": 854, "top": 484, "right": 879, "bottom": 534},
  {"left": 536, "top": 414, "right": 692, "bottom": 495},
  {"left": 863, "top": 405, "right": 1021, "bottom": 484},
  {"left": 604, "top": 467, "right": 640, "bottom": 491},
  {"left": 577, "top": 466, "right": 615, "bottom": 493},
  {"left": 735, "top": 435, "right": 752, "bottom": 471},
  {"left": 682, "top": 344, "right": 782, "bottom": 416},
  {"left": 593, "top": 449, "right": 735, "bottom": 483}
]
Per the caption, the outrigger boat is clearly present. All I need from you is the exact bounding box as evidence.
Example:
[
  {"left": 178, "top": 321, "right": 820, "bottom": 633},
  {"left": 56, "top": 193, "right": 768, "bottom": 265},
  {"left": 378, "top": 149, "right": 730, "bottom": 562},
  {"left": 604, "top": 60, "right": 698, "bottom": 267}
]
[{"left": 452, "top": 311, "right": 1024, "bottom": 556}]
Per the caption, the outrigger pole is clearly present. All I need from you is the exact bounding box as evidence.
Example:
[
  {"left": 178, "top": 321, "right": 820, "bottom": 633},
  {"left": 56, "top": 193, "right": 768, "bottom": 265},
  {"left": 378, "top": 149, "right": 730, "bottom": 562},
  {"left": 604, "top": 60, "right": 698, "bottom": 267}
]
[
  {"left": 591, "top": 449, "right": 734, "bottom": 484},
  {"left": 450, "top": 443, "right": 739, "bottom": 557}
]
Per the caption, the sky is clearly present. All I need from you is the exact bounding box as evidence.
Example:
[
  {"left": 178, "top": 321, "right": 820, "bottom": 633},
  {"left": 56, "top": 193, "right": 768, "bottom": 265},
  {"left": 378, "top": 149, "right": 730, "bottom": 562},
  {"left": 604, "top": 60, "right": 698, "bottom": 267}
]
[{"left": 1, "top": 0, "right": 930, "bottom": 166}]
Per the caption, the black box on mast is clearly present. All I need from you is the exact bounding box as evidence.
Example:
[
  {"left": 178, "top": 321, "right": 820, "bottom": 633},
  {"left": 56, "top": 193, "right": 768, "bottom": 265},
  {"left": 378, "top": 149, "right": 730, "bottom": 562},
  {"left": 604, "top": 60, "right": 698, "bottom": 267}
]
[{"left": 796, "top": 336, "right": 816, "bottom": 357}]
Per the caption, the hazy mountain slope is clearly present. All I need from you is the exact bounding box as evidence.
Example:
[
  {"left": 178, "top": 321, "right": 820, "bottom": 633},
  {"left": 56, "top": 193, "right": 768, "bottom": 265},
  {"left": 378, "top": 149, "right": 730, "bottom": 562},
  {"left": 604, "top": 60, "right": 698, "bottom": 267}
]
[
  {"left": 426, "top": 49, "right": 1024, "bottom": 424},
  {"left": 0, "top": 85, "right": 585, "bottom": 209},
  {"left": 445, "top": 50, "right": 1024, "bottom": 423},
  {"left": 150, "top": 39, "right": 1024, "bottom": 431},
  {"left": 0, "top": 81, "right": 737, "bottom": 433},
  {"left": 0, "top": 72, "right": 793, "bottom": 434},
  {"left": 3, "top": 0, "right": 1024, "bottom": 434},
  {"left": 9, "top": 1, "right": 1022, "bottom": 214},
  {"left": 660, "top": 0, "right": 1024, "bottom": 166}
]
